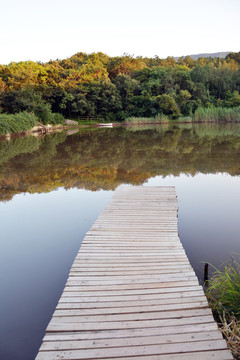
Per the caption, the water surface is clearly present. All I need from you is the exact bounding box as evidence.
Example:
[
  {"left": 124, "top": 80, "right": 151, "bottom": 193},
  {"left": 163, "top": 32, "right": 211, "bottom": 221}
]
[{"left": 0, "top": 124, "right": 240, "bottom": 360}]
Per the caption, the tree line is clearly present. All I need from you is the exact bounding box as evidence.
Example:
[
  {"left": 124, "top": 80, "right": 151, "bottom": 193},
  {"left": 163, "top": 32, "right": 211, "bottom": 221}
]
[{"left": 0, "top": 51, "right": 240, "bottom": 122}]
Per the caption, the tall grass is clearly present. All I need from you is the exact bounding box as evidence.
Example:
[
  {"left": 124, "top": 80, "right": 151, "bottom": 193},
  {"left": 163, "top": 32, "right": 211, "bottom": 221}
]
[
  {"left": 194, "top": 107, "right": 240, "bottom": 123},
  {"left": 125, "top": 108, "right": 240, "bottom": 125},
  {"left": 0, "top": 111, "right": 65, "bottom": 135},
  {"left": 206, "top": 258, "right": 240, "bottom": 359},
  {"left": 125, "top": 113, "right": 169, "bottom": 124},
  {"left": 0, "top": 112, "right": 38, "bottom": 135},
  {"left": 176, "top": 116, "right": 193, "bottom": 123},
  {"left": 206, "top": 259, "right": 240, "bottom": 317},
  {"left": 220, "top": 314, "right": 240, "bottom": 359}
]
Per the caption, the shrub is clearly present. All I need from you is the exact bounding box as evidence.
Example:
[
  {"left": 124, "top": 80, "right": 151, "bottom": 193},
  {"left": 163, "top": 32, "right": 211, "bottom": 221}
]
[
  {"left": 0, "top": 112, "right": 38, "bottom": 134},
  {"left": 48, "top": 112, "right": 65, "bottom": 125}
]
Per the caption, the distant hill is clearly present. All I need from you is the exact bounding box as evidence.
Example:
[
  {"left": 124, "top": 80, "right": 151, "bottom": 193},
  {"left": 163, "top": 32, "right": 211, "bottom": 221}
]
[{"left": 174, "top": 52, "right": 232, "bottom": 60}]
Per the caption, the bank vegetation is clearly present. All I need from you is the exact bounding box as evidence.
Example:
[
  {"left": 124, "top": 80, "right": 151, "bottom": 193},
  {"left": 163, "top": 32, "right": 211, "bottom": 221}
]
[
  {"left": 1, "top": 51, "right": 240, "bottom": 134},
  {"left": 206, "top": 258, "right": 240, "bottom": 359}
]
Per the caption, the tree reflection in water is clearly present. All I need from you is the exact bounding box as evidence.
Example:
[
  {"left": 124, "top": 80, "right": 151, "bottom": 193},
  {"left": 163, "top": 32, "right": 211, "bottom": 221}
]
[{"left": 0, "top": 124, "right": 240, "bottom": 201}]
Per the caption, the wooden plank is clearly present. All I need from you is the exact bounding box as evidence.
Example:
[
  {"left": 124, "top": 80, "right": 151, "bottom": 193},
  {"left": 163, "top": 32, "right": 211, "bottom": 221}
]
[
  {"left": 70, "top": 264, "right": 191, "bottom": 269},
  {"left": 50, "top": 308, "right": 212, "bottom": 323},
  {"left": 80, "top": 245, "right": 182, "bottom": 248},
  {"left": 72, "top": 259, "right": 190, "bottom": 264},
  {"left": 64, "top": 281, "right": 199, "bottom": 291},
  {"left": 96, "top": 351, "right": 233, "bottom": 360},
  {"left": 43, "top": 322, "right": 219, "bottom": 341},
  {"left": 77, "top": 248, "right": 184, "bottom": 253},
  {"left": 61, "top": 285, "right": 204, "bottom": 296},
  {"left": 40, "top": 331, "right": 223, "bottom": 351},
  {"left": 66, "top": 273, "right": 197, "bottom": 283},
  {"left": 54, "top": 301, "right": 209, "bottom": 316},
  {"left": 69, "top": 270, "right": 193, "bottom": 276},
  {"left": 37, "top": 350, "right": 233, "bottom": 360},
  {"left": 59, "top": 291, "right": 205, "bottom": 302},
  {"left": 70, "top": 263, "right": 192, "bottom": 268},
  {"left": 70, "top": 265, "right": 191, "bottom": 270},
  {"left": 46, "top": 315, "right": 217, "bottom": 332},
  {"left": 57, "top": 297, "right": 208, "bottom": 309},
  {"left": 35, "top": 339, "right": 228, "bottom": 359}
]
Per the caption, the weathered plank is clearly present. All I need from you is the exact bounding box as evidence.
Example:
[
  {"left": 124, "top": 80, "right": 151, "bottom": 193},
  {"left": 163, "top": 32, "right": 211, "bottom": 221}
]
[
  {"left": 43, "top": 323, "right": 219, "bottom": 341},
  {"left": 54, "top": 301, "right": 209, "bottom": 316},
  {"left": 46, "top": 315, "right": 218, "bottom": 332},
  {"left": 36, "top": 339, "right": 229, "bottom": 359},
  {"left": 40, "top": 331, "right": 223, "bottom": 351},
  {"left": 57, "top": 297, "right": 208, "bottom": 309}
]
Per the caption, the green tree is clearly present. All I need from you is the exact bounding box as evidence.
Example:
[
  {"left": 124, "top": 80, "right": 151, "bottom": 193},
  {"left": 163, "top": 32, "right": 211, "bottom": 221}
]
[
  {"left": 87, "top": 81, "right": 122, "bottom": 120},
  {"left": 226, "top": 51, "right": 240, "bottom": 65},
  {"left": 176, "top": 90, "right": 192, "bottom": 115},
  {"left": 2, "top": 88, "right": 58, "bottom": 124},
  {"left": 225, "top": 91, "right": 240, "bottom": 107},
  {"left": 156, "top": 94, "right": 181, "bottom": 117},
  {"left": 107, "top": 55, "right": 146, "bottom": 78},
  {"left": 113, "top": 74, "right": 140, "bottom": 107}
]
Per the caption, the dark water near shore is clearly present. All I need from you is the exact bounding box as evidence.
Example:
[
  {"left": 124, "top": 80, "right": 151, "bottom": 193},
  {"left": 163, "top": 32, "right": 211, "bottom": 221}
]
[{"left": 0, "top": 124, "right": 240, "bottom": 360}]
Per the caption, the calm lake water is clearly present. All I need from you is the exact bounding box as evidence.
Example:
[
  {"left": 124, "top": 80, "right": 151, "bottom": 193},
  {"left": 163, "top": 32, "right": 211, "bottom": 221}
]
[{"left": 0, "top": 124, "right": 240, "bottom": 360}]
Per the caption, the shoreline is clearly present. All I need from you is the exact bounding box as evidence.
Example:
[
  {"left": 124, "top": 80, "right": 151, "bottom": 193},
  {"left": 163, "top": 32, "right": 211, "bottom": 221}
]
[
  {"left": 0, "top": 120, "right": 238, "bottom": 141},
  {"left": 0, "top": 122, "right": 123, "bottom": 140},
  {"left": 0, "top": 123, "right": 89, "bottom": 141}
]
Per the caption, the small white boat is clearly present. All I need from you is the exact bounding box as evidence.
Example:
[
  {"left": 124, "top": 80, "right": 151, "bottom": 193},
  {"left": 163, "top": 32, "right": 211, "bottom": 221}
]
[{"left": 98, "top": 123, "right": 113, "bottom": 128}]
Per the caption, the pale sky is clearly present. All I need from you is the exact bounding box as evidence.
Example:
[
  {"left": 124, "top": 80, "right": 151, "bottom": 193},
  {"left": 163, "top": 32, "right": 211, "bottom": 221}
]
[{"left": 1, "top": 0, "right": 239, "bottom": 64}]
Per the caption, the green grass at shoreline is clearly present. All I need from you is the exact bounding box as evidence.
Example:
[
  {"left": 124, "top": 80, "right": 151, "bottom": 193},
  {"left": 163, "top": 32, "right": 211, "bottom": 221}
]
[
  {"left": 0, "top": 109, "right": 66, "bottom": 135},
  {"left": 0, "top": 112, "right": 38, "bottom": 134},
  {"left": 194, "top": 107, "right": 240, "bottom": 122},
  {"left": 205, "top": 258, "right": 240, "bottom": 359},
  {"left": 125, "top": 107, "right": 240, "bottom": 125},
  {"left": 206, "top": 259, "right": 240, "bottom": 319},
  {"left": 125, "top": 113, "right": 169, "bottom": 124}
]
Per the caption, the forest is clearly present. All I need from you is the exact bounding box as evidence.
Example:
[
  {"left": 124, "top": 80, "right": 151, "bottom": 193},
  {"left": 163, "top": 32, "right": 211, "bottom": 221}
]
[{"left": 0, "top": 51, "right": 240, "bottom": 128}]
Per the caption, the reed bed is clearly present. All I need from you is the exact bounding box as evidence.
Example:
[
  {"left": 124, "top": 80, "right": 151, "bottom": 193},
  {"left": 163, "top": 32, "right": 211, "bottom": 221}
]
[
  {"left": 193, "top": 107, "right": 240, "bottom": 123},
  {"left": 125, "top": 107, "right": 240, "bottom": 126},
  {"left": 125, "top": 114, "right": 169, "bottom": 124},
  {"left": 206, "top": 257, "right": 240, "bottom": 359},
  {"left": 0, "top": 112, "right": 38, "bottom": 134},
  {"left": 220, "top": 314, "right": 240, "bottom": 359}
]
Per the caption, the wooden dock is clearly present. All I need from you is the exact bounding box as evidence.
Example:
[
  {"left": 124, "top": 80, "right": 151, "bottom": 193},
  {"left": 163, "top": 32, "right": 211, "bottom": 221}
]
[{"left": 36, "top": 186, "right": 233, "bottom": 360}]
